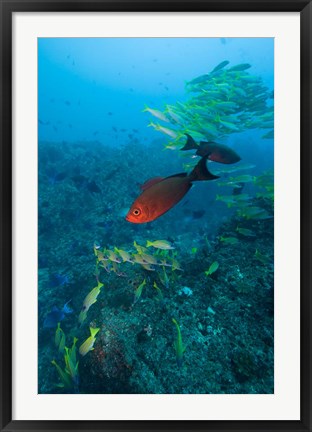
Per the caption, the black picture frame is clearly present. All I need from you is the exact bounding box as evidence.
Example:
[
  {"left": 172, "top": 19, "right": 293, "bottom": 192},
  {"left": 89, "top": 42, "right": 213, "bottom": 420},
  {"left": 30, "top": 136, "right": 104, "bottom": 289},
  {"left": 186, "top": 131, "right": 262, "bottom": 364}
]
[{"left": 1, "top": 1, "right": 311, "bottom": 431}]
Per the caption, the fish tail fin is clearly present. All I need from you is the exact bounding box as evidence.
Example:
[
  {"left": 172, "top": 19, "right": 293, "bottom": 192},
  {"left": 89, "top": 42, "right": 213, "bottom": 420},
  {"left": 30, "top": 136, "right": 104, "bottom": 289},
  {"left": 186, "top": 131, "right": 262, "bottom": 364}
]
[
  {"left": 63, "top": 300, "right": 73, "bottom": 314},
  {"left": 189, "top": 157, "right": 219, "bottom": 181},
  {"left": 90, "top": 327, "right": 100, "bottom": 338},
  {"left": 142, "top": 104, "right": 149, "bottom": 113},
  {"left": 180, "top": 134, "right": 199, "bottom": 151},
  {"left": 146, "top": 240, "right": 153, "bottom": 247}
]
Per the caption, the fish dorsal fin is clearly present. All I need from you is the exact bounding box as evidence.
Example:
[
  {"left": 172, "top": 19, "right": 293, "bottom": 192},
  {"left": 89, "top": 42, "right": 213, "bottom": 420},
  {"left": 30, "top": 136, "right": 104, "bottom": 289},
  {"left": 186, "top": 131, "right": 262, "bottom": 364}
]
[
  {"left": 181, "top": 134, "right": 199, "bottom": 151},
  {"left": 140, "top": 177, "right": 164, "bottom": 191}
]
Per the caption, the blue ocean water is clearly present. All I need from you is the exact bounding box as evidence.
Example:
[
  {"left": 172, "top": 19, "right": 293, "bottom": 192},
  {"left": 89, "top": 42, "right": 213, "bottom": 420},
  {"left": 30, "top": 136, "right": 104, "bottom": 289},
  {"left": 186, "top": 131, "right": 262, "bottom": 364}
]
[{"left": 38, "top": 38, "right": 274, "bottom": 394}]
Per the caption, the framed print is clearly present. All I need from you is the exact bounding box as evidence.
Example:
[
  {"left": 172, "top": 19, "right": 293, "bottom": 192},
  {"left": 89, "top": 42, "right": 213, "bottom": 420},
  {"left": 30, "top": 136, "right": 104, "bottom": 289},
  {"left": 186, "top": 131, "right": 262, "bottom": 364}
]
[{"left": 0, "top": 1, "right": 311, "bottom": 431}]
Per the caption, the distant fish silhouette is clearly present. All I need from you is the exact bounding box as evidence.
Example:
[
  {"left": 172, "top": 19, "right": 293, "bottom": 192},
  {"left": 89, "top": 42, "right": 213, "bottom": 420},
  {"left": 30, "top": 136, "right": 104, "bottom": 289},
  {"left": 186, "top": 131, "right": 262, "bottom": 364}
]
[
  {"left": 53, "top": 172, "right": 67, "bottom": 183},
  {"left": 38, "top": 119, "right": 50, "bottom": 126},
  {"left": 192, "top": 210, "right": 206, "bottom": 219},
  {"left": 43, "top": 300, "right": 72, "bottom": 328},
  {"left": 71, "top": 174, "right": 88, "bottom": 189},
  {"left": 87, "top": 180, "right": 101, "bottom": 194},
  {"left": 46, "top": 168, "right": 67, "bottom": 185},
  {"left": 49, "top": 273, "right": 70, "bottom": 288}
]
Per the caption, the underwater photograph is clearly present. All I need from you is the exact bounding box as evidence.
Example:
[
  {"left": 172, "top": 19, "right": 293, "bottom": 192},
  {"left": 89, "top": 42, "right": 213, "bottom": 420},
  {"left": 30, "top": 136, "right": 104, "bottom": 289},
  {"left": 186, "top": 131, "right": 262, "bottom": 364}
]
[{"left": 38, "top": 37, "right": 274, "bottom": 394}]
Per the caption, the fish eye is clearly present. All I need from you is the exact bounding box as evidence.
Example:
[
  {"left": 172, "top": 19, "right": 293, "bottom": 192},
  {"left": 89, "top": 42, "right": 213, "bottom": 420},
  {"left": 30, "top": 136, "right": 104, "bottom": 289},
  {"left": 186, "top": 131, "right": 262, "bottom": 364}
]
[{"left": 133, "top": 208, "right": 141, "bottom": 216}]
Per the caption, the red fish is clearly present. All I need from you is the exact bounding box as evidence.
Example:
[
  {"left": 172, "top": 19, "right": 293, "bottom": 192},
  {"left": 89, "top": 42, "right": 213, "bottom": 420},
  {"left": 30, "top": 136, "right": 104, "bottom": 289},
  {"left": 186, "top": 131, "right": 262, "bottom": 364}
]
[
  {"left": 181, "top": 134, "right": 241, "bottom": 164},
  {"left": 126, "top": 157, "right": 219, "bottom": 223}
]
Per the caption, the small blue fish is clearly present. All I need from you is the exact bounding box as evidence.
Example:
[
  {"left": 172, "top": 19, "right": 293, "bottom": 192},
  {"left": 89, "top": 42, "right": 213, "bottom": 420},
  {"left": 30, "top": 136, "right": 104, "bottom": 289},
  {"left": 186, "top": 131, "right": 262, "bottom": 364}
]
[
  {"left": 46, "top": 168, "right": 67, "bottom": 185},
  {"left": 43, "top": 301, "right": 73, "bottom": 328}
]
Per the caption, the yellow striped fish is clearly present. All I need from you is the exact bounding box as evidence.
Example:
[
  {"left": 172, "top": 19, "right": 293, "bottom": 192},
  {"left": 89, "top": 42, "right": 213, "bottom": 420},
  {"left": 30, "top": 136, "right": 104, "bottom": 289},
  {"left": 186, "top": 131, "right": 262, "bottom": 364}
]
[{"left": 79, "top": 327, "right": 100, "bottom": 357}]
